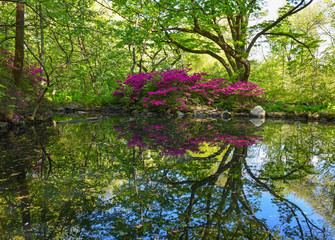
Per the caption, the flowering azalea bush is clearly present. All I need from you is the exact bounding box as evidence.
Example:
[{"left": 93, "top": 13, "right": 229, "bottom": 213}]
[
  {"left": 0, "top": 48, "right": 47, "bottom": 121},
  {"left": 114, "top": 119, "right": 262, "bottom": 156},
  {"left": 113, "top": 67, "right": 265, "bottom": 111}
]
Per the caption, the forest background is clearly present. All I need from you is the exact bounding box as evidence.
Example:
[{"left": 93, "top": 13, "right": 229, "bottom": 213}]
[{"left": 0, "top": 0, "right": 335, "bottom": 120}]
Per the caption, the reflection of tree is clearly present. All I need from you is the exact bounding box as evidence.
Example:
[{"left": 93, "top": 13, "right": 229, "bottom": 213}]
[
  {"left": 139, "top": 146, "right": 326, "bottom": 239},
  {"left": 0, "top": 126, "right": 54, "bottom": 239},
  {"left": 0, "top": 118, "right": 334, "bottom": 239},
  {"left": 258, "top": 122, "right": 335, "bottom": 237},
  {"left": 0, "top": 120, "right": 126, "bottom": 239},
  {"left": 170, "top": 146, "right": 274, "bottom": 239},
  {"left": 109, "top": 120, "right": 333, "bottom": 239},
  {"left": 245, "top": 163, "right": 325, "bottom": 239},
  {"left": 283, "top": 177, "right": 335, "bottom": 232}
]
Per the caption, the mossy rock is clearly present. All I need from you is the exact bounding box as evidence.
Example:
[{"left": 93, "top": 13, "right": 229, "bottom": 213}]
[
  {"left": 297, "top": 112, "right": 309, "bottom": 118},
  {"left": 285, "top": 111, "right": 298, "bottom": 118},
  {"left": 307, "top": 112, "right": 320, "bottom": 119},
  {"left": 266, "top": 112, "right": 286, "bottom": 118}
]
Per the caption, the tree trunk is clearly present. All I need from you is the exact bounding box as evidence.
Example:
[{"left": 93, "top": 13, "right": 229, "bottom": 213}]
[
  {"left": 13, "top": 2, "right": 25, "bottom": 89},
  {"left": 39, "top": 4, "right": 44, "bottom": 63}
]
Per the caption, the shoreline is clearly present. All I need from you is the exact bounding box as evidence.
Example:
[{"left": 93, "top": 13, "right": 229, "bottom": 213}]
[{"left": 1, "top": 104, "right": 335, "bottom": 133}]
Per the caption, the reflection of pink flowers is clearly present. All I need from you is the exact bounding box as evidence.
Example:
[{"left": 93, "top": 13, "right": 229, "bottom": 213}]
[
  {"left": 114, "top": 120, "right": 262, "bottom": 156},
  {"left": 150, "top": 125, "right": 165, "bottom": 130}
]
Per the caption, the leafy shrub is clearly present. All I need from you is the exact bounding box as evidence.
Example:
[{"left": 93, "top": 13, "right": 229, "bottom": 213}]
[
  {"left": 264, "top": 102, "right": 335, "bottom": 114},
  {"left": 0, "top": 48, "right": 46, "bottom": 120},
  {"left": 113, "top": 67, "right": 265, "bottom": 111}
]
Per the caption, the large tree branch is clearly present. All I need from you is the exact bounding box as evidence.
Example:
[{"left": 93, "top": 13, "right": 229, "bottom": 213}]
[
  {"left": 247, "top": 0, "right": 314, "bottom": 54},
  {"left": 212, "top": 17, "right": 238, "bottom": 71},
  {"left": 191, "top": 25, "right": 250, "bottom": 81},
  {"left": 164, "top": 27, "right": 195, "bottom": 33},
  {"left": 166, "top": 24, "right": 249, "bottom": 79},
  {"left": 163, "top": 31, "right": 233, "bottom": 76},
  {"left": 167, "top": 22, "right": 243, "bottom": 65},
  {"left": 22, "top": 2, "right": 69, "bottom": 60},
  {"left": 0, "top": 36, "right": 15, "bottom": 45},
  {"left": 263, "top": 32, "right": 315, "bottom": 57}
]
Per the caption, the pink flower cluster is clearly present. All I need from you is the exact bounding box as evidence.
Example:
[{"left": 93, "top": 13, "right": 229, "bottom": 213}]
[{"left": 113, "top": 68, "right": 265, "bottom": 111}]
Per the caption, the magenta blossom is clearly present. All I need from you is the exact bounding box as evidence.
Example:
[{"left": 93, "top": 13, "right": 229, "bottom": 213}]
[{"left": 113, "top": 67, "right": 266, "bottom": 111}]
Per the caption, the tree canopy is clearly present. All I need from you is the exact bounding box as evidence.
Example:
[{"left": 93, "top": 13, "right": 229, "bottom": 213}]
[
  {"left": 2, "top": 0, "right": 335, "bottom": 118},
  {"left": 107, "top": 0, "right": 314, "bottom": 82}
]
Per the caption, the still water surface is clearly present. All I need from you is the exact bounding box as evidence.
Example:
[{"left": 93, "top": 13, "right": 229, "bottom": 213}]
[{"left": 0, "top": 117, "right": 334, "bottom": 239}]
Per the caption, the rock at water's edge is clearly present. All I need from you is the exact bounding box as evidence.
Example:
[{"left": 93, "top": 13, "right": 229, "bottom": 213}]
[
  {"left": 66, "top": 104, "right": 79, "bottom": 111},
  {"left": 250, "top": 106, "right": 266, "bottom": 118},
  {"left": 266, "top": 112, "right": 286, "bottom": 118},
  {"left": 177, "top": 111, "right": 184, "bottom": 117}
]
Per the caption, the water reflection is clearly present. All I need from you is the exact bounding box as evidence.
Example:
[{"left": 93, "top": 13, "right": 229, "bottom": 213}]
[
  {"left": 114, "top": 119, "right": 262, "bottom": 155},
  {"left": 0, "top": 118, "right": 334, "bottom": 239}
]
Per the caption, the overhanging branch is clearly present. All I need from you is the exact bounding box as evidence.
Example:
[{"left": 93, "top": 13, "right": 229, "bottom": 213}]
[
  {"left": 247, "top": 0, "right": 314, "bottom": 54},
  {"left": 263, "top": 32, "right": 315, "bottom": 58}
]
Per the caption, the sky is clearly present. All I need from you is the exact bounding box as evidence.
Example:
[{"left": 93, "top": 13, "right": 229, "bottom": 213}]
[
  {"left": 266, "top": 0, "right": 286, "bottom": 20},
  {"left": 266, "top": 0, "right": 321, "bottom": 20}
]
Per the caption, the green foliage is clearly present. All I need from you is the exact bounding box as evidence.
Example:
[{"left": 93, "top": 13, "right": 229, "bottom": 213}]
[
  {"left": 1, "top": 0, "right": 334, "bottom": 111},
  {"left": 0, "top": 84, "right": 6, "bottom": 98},
  {"left": 250, "top": 1, "right": 335, "bottom": 111},
  {"left": 264, "top": 102, "right": 335, "bottom": 114},
  {"left": 0, "top": 0, "right": 136, "bottom": 109}
]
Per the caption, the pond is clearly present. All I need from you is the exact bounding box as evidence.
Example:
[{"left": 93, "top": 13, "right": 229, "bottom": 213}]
[{"left": 0, "top": 117, "right": 334, "bottom": 239}]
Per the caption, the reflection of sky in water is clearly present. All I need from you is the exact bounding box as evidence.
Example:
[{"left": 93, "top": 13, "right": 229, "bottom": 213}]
[
  {"left": 256, "top": 192, "right": 325, "bottom": 238},
  {"left": 1, "top": 118, "right": 335, "bottom": 239},
  {"left": 99, "top": 133, "right": 334, "bottom": 239},
  {"left": 247, "top": 143, "right": 335, "bottom": 239},
  {"left": 95, "top": 185, "right": 335, "bottom": 239},
  {"left": 94, "top": 151, "right": 335, "bottom": 239}
]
